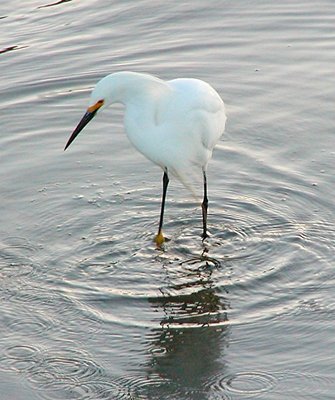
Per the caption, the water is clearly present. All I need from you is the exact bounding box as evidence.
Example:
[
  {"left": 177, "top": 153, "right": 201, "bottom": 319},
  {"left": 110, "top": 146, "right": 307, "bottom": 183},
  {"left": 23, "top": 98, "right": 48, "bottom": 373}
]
[{"left": 1, "top": 1, "right": 334, "bottom": 399}]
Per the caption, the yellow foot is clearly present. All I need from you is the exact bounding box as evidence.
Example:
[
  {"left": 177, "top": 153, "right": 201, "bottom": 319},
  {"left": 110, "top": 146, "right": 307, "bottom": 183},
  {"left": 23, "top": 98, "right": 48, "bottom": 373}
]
[{"left": 154, "top": 231, "right": 165, "bottom": 247}]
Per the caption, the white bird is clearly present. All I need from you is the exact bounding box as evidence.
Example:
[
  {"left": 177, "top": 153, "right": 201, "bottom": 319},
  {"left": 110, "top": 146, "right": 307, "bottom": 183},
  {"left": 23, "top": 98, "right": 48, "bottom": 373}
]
[{"left": 65, "top": 71, "right": 226, "bottom": 246}]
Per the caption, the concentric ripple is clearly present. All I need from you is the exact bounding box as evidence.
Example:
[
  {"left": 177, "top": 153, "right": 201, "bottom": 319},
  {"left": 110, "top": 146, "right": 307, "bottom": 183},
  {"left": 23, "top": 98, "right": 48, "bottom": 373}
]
[
  {"left": 0, "top": 236, "right": 41, "bottom": 281},
  {"left": 224, "top": 371, "right": 276, "bottom": 395},
  {"left": 204, "top": 370, "right": 277, "bottom": 398},
  {"left": 6, "top": 311, "right": 53, "bottom": 338},
  {"left": 27, "top": 348, "right": 102, "bottom": 388},
  {"left": 0, "top": 344, "right": 40, "bottom": 373},
  {"left": 37, "top": 381, "right": 92, "bottom": 400},
  {"left": 116, "top": 373, "right": 234, "bottom": 400},
  {"left": 82, "top": 380, "right": 134, "bottom": 400},
  {"left": 0, "top": 345, "right": 111, "bottom": 399}
]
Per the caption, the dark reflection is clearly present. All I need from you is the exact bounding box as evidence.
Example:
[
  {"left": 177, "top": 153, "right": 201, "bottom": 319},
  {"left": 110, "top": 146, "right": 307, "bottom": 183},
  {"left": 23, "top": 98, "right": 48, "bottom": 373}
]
[
  {"left": 145, "top": 250, "right": 230, "bottom": 398},
  {"left": 38, "top": 0, "right": 73, "bottom": 9},
  {"left": 0, "top": 46, "right": 19, "bottom": 55}
]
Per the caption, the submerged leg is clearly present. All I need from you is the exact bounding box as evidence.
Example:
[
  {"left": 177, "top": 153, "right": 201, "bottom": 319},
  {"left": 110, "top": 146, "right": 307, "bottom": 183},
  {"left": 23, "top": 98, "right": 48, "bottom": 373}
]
[
  {"left": 155, "top": 170, "right": 169, "bottom": 246},
  {"left": 201, "top": 169, "right": 208, "bottom": 240}
]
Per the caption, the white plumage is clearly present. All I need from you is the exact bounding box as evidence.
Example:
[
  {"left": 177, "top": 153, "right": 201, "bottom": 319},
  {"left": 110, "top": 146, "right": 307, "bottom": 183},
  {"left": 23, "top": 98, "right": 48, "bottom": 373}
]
[{"left": 65, "top": 71, "right": 226, "bottom": 245}]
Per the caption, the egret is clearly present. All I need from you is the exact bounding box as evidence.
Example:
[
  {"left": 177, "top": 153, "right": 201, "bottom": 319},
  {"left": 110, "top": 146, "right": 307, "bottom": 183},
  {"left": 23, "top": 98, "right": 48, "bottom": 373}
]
[{"left": 65, "top": 71, "right": 226, "bottom": 246}]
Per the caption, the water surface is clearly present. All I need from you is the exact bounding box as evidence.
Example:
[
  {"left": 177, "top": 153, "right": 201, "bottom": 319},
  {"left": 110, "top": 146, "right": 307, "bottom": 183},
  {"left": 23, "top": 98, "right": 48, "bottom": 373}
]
[{"left": 1, "top": 1, "right": 334, "bottom": 399}]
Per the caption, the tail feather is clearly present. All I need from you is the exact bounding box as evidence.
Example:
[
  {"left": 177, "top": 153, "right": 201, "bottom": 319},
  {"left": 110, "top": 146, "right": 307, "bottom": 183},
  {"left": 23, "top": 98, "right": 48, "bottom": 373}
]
[{"left": 169, "top": 165, "right": 204, "bottom": 203}]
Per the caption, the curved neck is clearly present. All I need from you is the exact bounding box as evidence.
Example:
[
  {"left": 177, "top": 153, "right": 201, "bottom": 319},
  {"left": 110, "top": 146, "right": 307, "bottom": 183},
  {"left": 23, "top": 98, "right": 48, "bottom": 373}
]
[{"left": 101, "top": 72, "right": 169, "bottom": 106}]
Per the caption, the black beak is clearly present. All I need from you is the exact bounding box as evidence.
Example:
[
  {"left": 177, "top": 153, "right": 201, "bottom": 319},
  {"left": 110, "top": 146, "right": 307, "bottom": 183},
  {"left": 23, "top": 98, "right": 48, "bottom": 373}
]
[{"left": 64, "top": 109, "right": 97, "bottom": 151}]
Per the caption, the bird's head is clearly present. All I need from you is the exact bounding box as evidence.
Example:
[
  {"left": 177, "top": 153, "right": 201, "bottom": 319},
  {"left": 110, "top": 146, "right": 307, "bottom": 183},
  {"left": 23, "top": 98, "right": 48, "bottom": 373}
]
[
  {"left": 64, "top": 78, "right": 113, "bottom": 151},
  {"left": 64, "top": 71, "right": 152, "bottom": 150}
]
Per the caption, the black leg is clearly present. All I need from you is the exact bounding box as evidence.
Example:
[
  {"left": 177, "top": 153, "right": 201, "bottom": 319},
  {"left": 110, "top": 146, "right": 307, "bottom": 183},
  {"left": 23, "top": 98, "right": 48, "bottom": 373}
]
[
  {"left": 155, "top": 170, "right": 169, "bottom": 245},
  {"left": 201, "top": 169, "right": 208, "bottom": 240}
]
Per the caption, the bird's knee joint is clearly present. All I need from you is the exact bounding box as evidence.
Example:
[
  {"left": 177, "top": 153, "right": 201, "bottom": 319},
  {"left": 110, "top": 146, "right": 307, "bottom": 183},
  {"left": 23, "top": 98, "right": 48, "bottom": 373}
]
[{"left": 202, "top": 197, "right": 208, "bottom": 208}]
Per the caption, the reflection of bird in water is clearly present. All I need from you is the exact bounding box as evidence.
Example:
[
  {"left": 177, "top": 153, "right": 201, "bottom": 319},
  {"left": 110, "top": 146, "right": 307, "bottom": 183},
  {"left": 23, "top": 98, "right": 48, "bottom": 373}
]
[
  {"left": 156, "top": 257, "right": 228, "bottom": 328},
  {"left": 145, "top": 255, "right": 230, "bottom": 396},
  {"left": 64, "top": 71, "right": 226, "bottom": 246}
]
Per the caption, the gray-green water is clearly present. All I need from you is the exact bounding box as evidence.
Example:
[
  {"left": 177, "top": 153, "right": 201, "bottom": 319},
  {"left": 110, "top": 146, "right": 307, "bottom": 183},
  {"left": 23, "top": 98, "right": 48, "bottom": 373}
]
[{"left": 1, "top": 1, "right": 334, "bottom": 399}]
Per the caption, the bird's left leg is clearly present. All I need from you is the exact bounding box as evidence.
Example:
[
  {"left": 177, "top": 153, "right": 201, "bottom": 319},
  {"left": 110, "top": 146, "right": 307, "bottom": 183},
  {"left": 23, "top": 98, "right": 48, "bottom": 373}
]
[
  {"left": 201, "top": 169, "right": 208, "bottom": 240},
  {"left": 155, "top": 170, "right": 169, "bottom": 246}
]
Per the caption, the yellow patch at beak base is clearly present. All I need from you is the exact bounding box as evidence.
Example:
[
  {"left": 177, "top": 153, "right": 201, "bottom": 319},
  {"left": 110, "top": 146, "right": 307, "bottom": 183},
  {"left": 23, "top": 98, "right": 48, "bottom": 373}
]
[{"left": 87, "top": 100, "right": 104, "bottom": 113}]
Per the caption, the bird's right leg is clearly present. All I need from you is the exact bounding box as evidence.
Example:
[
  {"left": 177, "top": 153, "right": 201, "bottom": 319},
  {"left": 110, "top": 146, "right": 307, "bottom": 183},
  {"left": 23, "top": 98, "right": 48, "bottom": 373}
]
[
  {"left": 155, "top": 170, "right": 169, "bottom": 246},
  {"left": 201, "top": 169, "right": 208, "bottom": 240}
]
